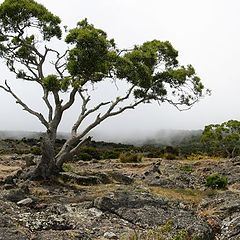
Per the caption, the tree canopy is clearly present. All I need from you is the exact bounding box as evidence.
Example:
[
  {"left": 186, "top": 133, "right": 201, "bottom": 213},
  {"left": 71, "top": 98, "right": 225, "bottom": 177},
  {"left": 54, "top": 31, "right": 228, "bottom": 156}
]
[
  {"left": 201, "top": 120, "right": 240, "bottom": 158},
  {"left": 0, "top": 0, "right": 207, "bottom": 179}
]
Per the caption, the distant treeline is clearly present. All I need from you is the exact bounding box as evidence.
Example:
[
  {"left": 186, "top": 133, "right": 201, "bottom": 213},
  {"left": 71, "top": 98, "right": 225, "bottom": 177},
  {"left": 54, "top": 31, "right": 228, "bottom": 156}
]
[{"left": 0, "top": 126, "right": 236, "bottom": 159}]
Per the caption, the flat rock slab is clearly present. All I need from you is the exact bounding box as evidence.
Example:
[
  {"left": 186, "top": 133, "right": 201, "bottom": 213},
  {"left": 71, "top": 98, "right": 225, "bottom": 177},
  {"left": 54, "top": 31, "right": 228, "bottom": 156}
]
[
  {"left": 59, "top": 172, "right": 101, "bottom": 185},
  {"left": 94, "top": 191, "right": 214, "bottom": 240}
]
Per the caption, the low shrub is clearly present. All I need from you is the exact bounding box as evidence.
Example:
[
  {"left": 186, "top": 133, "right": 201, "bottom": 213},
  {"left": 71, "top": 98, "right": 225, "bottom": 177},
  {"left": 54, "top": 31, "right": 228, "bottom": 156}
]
[
  {"left": 77, "top": 152, "right": 92, "bottom": 161},
  {"left": 119, "top": 152, "right": 142, "bottom": 163},
  {"left": 163, "top": 153, "right": 177, "bottom": 160},
  {"left": 62, "top": 163, "right": 73, "bottom": 172},
  {"left": 180, "top": 165, "right": 193, "bottom": 173},
  {"left": 30, "top": 146, "right": 42, "bottom": 155},
  {"left": 101, "top": 150, "right": 119, "bottom": 159},
  {"left": 74, "top": 146, "right": 101, "bottom": 161},
  {"left": 205, "top": 173, "right": 228, "bottom": 189}
]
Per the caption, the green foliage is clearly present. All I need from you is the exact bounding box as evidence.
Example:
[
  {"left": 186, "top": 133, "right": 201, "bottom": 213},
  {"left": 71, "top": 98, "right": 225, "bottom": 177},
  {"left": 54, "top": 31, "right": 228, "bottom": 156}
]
[
  {"left": 62, "top": 163, "right": 73, "bottom": 172},
  {"left": 201, "top": 120, "right": 240, "bottom": 157},
  {"left": 66, "top": 18, "right": 116, "bottom": 83},
  {"left": 180, "top": 165, "right": 193, "bottom": 173},
  {"left": 30, "top": 146, "right": 41, "bottom": 155},
  {"left": 172, "top": 230, "right": 189, "bottom": 240},
  {"left": 75, "top": 146, "right": 101, "bottom": 161},
  {"left": 163, "top": 153, "right": 177, "bottom": 160},
  {"left": 116, "top": 40, "right": 204, "bottom": 104},
  {"left": 0, "top": 0, "right": 205, "bottom": 108},
  {"left": 0, "top": 0, "right": 206, "bottom": 178},
  {"left": 76, "top": 152, "right": 92, "bottom": 161},
  {"left": 0, "top": 0, "right": 61, "bottom": 40},
  {"left": 101, "top": 150, "right": 119, "bottom": 159},
  {"left": 119, "top": 152, "right": 143, "bottom": 163},
  {"left": 205, "top": 173, "right": 228, "bottom": 189}
]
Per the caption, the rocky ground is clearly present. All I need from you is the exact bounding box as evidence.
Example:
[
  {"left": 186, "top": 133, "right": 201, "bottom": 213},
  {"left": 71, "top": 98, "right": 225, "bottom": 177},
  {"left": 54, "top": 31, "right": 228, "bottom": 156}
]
[{"left": 0, "top": 154, "right": 240, "bottom": 240}]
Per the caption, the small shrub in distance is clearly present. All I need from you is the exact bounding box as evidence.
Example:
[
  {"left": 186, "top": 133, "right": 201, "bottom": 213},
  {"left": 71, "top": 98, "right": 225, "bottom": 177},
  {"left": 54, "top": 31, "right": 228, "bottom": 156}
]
[
  {"left": 75, "top": 152, "right": 92, "bottom": 161},
  {"left": 62, "top": 163, "right": 73, "bottom": 172},
  {"left": 30, "top": 146, "right": 42, "bottom": 155},
  {"left": 101, "top": 150, "right": 119, "bottom": 159},
  {"left": 119, "top": 152, "right": 142, "bottom": 163},
  {"left": 205, "top": 173, "right": 228, "bottom": 189},
  {"left": 163, "top": 153, "right": 177, "bottom": 160},
  {"left": 74, "top": 146, "right": 101, "bottom": 161},
  {"left": 180, "top": 165, "right": 193, "bottom": 173}
]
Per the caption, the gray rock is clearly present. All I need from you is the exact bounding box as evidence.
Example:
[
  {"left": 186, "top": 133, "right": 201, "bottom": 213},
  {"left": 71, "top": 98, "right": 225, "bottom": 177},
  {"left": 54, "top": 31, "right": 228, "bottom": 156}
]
[
  {"left": 221, "top": 213, "right": 240, "bottom": 240},
  {"left": 0, "top": 228, "right": 29, "bottom": 240},
  {"left": 4, "top": 189, "right": 26, "bottom": 203},
  {"left": 22, "top": 154, "right": 35, "bottom": 167},
  {"left": 94, "top": 191, "right": 214, "bottom": 239},
  {"left": 59, "top": 172, "right": 101, "bottom": 185},
  {"left": 108, "top": 172, "right": 133, "bottom": 184},
  {"left": 88, "top": 207, "right": 103, "bottom": 217},
  {"left": 17, "top": 198, "right": 33, "bottom": 206},
  {"left": 103, "top": 231, "right": 117, "bottom": 239}
]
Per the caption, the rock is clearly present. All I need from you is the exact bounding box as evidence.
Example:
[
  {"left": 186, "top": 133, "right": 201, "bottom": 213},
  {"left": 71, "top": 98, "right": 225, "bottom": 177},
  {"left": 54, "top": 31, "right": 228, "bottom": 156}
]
[
  {"left": 17, "top": 198, "right": 33, "bottom": 206},
  {"left": 103, "top": 231, "right": 117, "bottom": 239},
  {"left": 94, "top": 191, "right": 214, "bottom": 239},
  {"left": 3, "top": 175, "right": 15, "bottom": 185},
  {"left": 59, "top": 172, "right": 101, "bottom": 185},
  {"left": 4, "top": 188, "right": 26, "bottom": 203},
  {"left": 88, "top": 207, "right": 103, "bottom": 217},
  {"left": 3, "top": 169, "right": 22, "bottom": 184},
  {"left": 0, "top": 228, "right": 29, "bottom": 240},
  {"left": 108, "top": 172, "right": 133, "bottom": 184},
  {"left": 96, "top": 172, "right": 113, "bottom": 184},
  {"left": 22, "top": 154, "right": 35, "bottom": 167},
  {"left": 3, "top": 184, "right": 15, "bottom": 190},
  {"left": 144, "top": 161, "right": 162, "bottom": 176},
  {"left": 221, "top": 213, "right": 240, "bottom": 240}
]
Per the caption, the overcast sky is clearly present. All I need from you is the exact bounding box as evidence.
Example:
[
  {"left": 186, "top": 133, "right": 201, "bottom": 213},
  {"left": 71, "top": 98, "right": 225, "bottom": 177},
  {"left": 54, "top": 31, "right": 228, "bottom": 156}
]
[{"left": 0, "top": 0, "right": 240, "bottom": 141}]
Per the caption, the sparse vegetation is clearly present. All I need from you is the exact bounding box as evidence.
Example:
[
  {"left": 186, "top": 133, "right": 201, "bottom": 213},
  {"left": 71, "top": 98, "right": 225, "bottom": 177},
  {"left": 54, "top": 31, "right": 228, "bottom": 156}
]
[
  {"left": 180, "top": 165, "right": 193, "bottom": 173},
  {"left": 30, "top": 146, "right": 41, "bottom": 155},
  {"left": 101, "top": 150, "right": 120, "bottom": 159},
  {"left": 205, "top": 173, "right": 228, "bottom": 189},
  {"left": 121, "top": 220, "right": 193, "bottom": 240},
  {"left": 119, "top": 152, "right": 143, "bottom": 163}
]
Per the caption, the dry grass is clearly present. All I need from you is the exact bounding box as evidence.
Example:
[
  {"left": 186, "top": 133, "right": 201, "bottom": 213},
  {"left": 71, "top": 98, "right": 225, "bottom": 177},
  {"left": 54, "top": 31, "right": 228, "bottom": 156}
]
[
  {"left": 30, "top": 186, "right": 50, "bottom": 196},
  {"left": 185, "top": 154, "right": 223, "bottom": 162},
  {"left": 197, "top": 207, "right": 219, "bottom": 218},
  {"left": 149, "top": 186, "right": 215, "bottom": 204},
  {"left": 0, "top": 164, "right": 21, "bottom": 178}
]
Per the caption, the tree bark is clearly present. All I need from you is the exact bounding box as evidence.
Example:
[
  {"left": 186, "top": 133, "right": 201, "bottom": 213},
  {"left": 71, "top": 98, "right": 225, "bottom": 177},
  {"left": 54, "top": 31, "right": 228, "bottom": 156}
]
[{"left": 30, "top": 135, "right": 60, "bottom": 180}]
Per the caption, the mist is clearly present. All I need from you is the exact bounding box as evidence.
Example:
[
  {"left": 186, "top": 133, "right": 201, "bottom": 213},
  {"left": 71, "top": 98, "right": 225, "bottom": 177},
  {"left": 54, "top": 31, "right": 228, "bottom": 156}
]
[{"left": 1, "top": 0, "right": 240, "bottom": 140}]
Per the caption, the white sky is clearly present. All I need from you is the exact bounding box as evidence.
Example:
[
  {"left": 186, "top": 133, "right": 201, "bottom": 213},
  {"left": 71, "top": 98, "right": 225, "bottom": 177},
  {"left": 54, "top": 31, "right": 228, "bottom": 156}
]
[{"left": 1, "top": 0, "right": 240, "bottom": 141}]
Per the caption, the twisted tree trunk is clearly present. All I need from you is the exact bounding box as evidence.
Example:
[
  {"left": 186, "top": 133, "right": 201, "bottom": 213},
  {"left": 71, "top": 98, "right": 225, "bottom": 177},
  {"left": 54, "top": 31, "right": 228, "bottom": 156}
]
[{"left": 30, "top": 135, "right": 60, "bottom": 180}]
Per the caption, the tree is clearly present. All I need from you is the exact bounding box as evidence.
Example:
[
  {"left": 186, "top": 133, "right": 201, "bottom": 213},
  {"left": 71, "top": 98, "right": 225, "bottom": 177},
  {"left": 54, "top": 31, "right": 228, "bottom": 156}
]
[
  {"left": 0, "top": 0, "right": 206, "bottom": 179},
  {"left": 201, "top": 120, "right": 240, "bottom": 158}
]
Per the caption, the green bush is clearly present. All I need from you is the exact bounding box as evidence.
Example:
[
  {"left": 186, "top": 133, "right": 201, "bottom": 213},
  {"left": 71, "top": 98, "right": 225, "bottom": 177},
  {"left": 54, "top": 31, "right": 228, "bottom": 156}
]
[
  {"left": 77, "top": 152, "right": 92, "bottom": 161},
  {"left": 101, "top": 150, "right": 119, "bottom": 159},
  {"left": 30, "top": 146, "right": 42, "bottom": 155},
  {"left": 74, "top": 146, "right": 101, "bottom": 161},
  {"left": 163, "top": 153, "right": 177, "bottom": 160},
  {"left": 180, "top": 165, "right": 193, "bottom": 173},
  {"left": 205, "top": 173, "right": 228, "bottom": 189},
  {"left": 119, "top": 152, "right": 142, "bottom": 163},
  {"left": 62, "top": 163, "right": 73, "bottom": 172}
]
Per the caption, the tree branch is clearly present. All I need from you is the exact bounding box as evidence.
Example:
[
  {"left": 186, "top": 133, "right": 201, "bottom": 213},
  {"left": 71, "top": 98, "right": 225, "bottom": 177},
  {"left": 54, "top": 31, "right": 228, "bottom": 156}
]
[
  {"left": 42, "top": 89, "right": 53, "bottom": 122},
  {"left": 71, "top": 91, "right": 111, "bottom": 135},
  {"left": 0, "top": 80, "right": 49, "bottom": 128},
  {"left": 68, "top": 87, "right": 144, "bottom": 155},
  {"left": 61, "top": 88, "right": 78, "bottom": 111}
]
